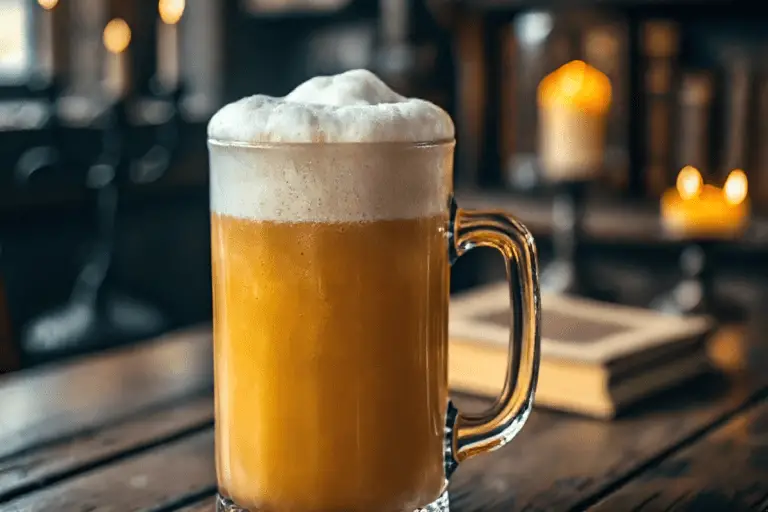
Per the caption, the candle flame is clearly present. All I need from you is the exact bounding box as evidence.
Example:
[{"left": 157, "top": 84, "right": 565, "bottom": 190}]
[
  {"left": 676, "top": 165, "right": 702, "bottom": 200},
  {"left": 159, "top": 0, "right": 185, "bottom": 24},
  {"left": 538, "top": 60, "right": 612, "bottom": 114},
  {"left": 38, "top": 0, "right": 58, "bottom": 10},
  {"left": 724, "top": 169, "right": 748, "bottom": 206},
  {"left": 103, "top": 19, "right": 131, "bottom": 54}
]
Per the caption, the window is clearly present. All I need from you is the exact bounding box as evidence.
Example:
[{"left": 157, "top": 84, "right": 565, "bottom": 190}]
[{"left": 0, "top": 0, "right": 32, "bottom": 83}]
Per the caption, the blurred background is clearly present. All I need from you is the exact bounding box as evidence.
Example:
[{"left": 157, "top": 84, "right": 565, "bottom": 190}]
[{"left": 0, "top": 0, "right": 766, "bottom": 373}]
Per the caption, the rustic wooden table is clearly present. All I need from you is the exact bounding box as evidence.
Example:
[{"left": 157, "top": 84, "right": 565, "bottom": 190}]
[{"left": 1, "top": 325, "right": 767, "bottom": 512}]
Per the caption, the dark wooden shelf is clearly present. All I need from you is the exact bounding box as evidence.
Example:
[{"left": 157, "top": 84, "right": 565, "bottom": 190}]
[
  {"left": 0, "top": 151, "right": 208, "bottom": 219},
  {"left": 459, "top": 0, "right": 737, "bottom": 10},
  {"left": 455, "top": 188, "right": 768, "bottom": 250}
]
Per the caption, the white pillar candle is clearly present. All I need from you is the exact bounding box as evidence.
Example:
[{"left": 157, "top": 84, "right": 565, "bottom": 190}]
[
  {"left": 157, "top": 0, "right": 185, "bottom": 91},
  {"left": 157, "top": 19, "right": 178, "bottom": 91},
  {"left": 36, "top": 0, "right": 59, "bottom": 81},
  {"left": 104, "top": 51, "right": 130, "bottom": 99},
  {"left": 537, "top": 60, "right": 612, "bottom": 182},
  {"left": 102, "top": 18, "right": 132, "bottom": 100}
]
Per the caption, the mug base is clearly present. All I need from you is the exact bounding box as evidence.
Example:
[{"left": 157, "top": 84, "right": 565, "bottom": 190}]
[{"left": 216, "top": 489, "right": 450, "bottom": 512}]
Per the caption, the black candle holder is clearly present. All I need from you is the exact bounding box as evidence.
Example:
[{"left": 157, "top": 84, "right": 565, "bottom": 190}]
[
  {"left": 14, "top": 79, "right": 61, "bottom": 184},
  {"left": 20, "top": 92, "right": 178, "bottom": 361},
  {"left": 651, "top": 242, "right": 713, "bottom": 316},
  {"left": 131, "top": 84, "right": 183, "bottom": 185},
  {"left": 541, "top": 181, "right": 614, "bottom": 301},
  {"left": 651, "top": 240, "right": 744, "bottom": 321}
]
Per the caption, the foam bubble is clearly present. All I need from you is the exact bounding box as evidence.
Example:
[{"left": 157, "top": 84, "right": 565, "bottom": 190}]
[
  {"left": 207, "top": 69, "right": 454, "bottom": 144},
  {"left": 208, "top": 70, "right": 454, "bottom": 223}
]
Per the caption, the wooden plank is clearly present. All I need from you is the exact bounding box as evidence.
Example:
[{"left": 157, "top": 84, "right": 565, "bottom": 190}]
[
  {"left": 0, "top": 394, "right": 212, "bottom": 502},
  {"left": 590, "top": 399, "right": 768, "bottom": 511},
  {"left": 177, "top": 496, "right": 216, "bottom": 511},
  {"left": 0, "top": 326, "right": 212, "bottom": 460},
  {"left": 0, "top": 430, "right": 216, "bottom": 512},
  {"left": 3, "top": 323, "right": 767, "bottom": 511},
  {"left": 0, "top": 394, "right": 528, "bottom": 512},
  {"left": 449, "top": 371, "right": 768, "bottom": 511},
  {"left": 2, "top": 383, "right": 765, "bottom": 512}
]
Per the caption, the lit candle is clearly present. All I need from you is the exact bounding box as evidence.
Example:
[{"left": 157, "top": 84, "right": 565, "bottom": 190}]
[
  {"left": 661, "top": 166, "right": 750, "bottom": 239},
  {"left": 103, "top": 18, "right": 131, "bottom": 100},
  {"left": 537, "top": 60, "right": 612, "bottom": 181},
  {"left": 37, "top": 0, "right": 58, "bottom": 81},
  {"left": 157, "top": 0, "right": 185, "bottom": 92}
]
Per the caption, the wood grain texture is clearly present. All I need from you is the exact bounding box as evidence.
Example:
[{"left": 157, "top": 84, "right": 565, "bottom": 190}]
[
  {"left": 2, "top": 325, "right": 767, "bottom": 511},
  {"left": 592, "top": 399, "right": 768, "bottom": 511},
  {"left": 1, "top": 380, "right": 766, "bottom": 512},
  {"left": 177, "top": 496, "right": 216, "bottom": 511},
  {"left": 0, "top": 326, "right": 212, "bottom": 460},
  {"left": 449, "top": 372, "right": 768, "bottom": 511},
  {"left": 0, "top": 431, "right": 216, "bottom": 512},
  {"left": 0, "top": 394, "right": 212, "bottom": 502},
  {"left": 1, "top": 392, "right": 546, "bottom": 512},
  {"left": 0, "top": 395, "right": 548, "bottom": 512}
]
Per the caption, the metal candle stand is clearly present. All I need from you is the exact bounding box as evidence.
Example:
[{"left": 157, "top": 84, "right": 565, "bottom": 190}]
[
  {"left": 19, "top": 85, "right": 184, "bottom": 361},
  {"left": 14, "top": 80, "right": 62, "bottom": 184},
  {"left": 652, "top": 242, "right": 713, "bottom": 316},
  {"left": 652, "top": 240, "right": 743, "bottom": 321},
  {"left": 541, "top": 181, "right": 614, "bottom": 301}
]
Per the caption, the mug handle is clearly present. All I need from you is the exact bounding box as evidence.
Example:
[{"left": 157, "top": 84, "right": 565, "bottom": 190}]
[{"left": 446, "top": 202, "right": 541, "bottom": 471}]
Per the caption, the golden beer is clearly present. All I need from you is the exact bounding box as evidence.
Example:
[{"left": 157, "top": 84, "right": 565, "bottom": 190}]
[{"left": 212, "top": 214, "right": 449, "bottom": 511}]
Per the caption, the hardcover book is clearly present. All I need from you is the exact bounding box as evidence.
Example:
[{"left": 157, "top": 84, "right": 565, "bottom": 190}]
[{"left": 449, "top": 283, "right": 714, "bottom": 418}]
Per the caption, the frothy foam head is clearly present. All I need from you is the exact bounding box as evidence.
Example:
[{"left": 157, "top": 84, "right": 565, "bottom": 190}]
[
  {"left": 208, "top": 70, "right": 454, "bottom": 223},
  {"left": 207, "top": 69, "right": 454, "bottom": 144}
]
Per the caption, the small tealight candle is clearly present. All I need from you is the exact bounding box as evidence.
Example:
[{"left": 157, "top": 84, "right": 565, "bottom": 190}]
[
  {"left": 537, "top": 60, "right": 612, "bottom": 182},
  {"left": 661, "top": 166, "right": 750, "bottom": 239}
]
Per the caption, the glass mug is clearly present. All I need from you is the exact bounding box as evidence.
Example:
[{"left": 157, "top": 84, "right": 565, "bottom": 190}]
[{"left": 209, "top": 139, "right": 541, "bottom": 512}]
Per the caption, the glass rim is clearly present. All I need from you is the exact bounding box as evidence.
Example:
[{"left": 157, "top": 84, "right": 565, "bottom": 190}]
[{"left": 207, "top": 138, "right": 456, "bottom": 150}]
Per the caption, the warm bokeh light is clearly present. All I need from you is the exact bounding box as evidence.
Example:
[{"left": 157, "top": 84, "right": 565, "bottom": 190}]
[
  {"left": 37, "top": 0, "right": 58, "bottom": 11},
  {"left": 676, "top": 166, "right": 703, "bottom": 200},
  {"left": 724, "top": 169, "right": 748, "bottom": 206},
  {"left": 537, "top": 60, "right": 612, "bottom": 114},
  {"left": 663, "top": 166, "right": 749, "bottom": 239},
  {"left": 103, "top": 19, "right": 131, "bottom": 54},
  {"left": 159, "top": 0, "right": 186, "bottom": 24}
]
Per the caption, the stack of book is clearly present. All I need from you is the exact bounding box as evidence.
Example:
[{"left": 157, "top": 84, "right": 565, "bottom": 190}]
[{"left": 449, "top": 282, "right": 714, "bottom": 419}]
